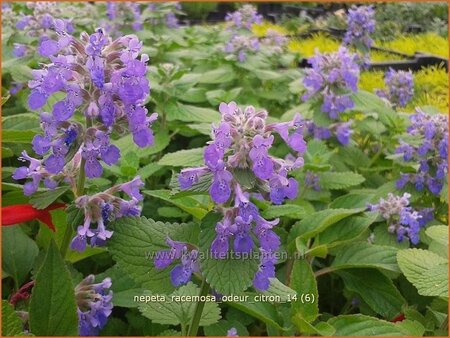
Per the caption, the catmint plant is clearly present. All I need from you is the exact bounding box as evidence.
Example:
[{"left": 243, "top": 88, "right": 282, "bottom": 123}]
[
  {"left": 302, "top": 47, "right": 360, "bottom": 120},
  {"left": 13, "top": 2, "right": 74, "bottom": 58},
  {"left": 343, "top": 5, "right": 376, "bottom": 67},
  {"left": 104, "top": 2, "right": 143, "bottom": 34},
  {"left": 260, "top": 29, "right": 288, "bottom": 55},
  {"left": 368, "top": 193, "right": 433, "bottom": 244},
  {"left": 14, "top": 28, "right": 156, "bottom": 250},
  {"left": 376, "top": 68, "right": 414, "bottom": 108},
  {"left": 396, "top": 109, "right": 448, "bottom": 195},
  {"left": 303, "top": 119, "right": 354, "bottom": 146},
  {"left": 224, "top": 35, "right": 260, "bottom": 62},
  {"left": 75, "top": 275, "right": 113, "bottom": 336},
  {"left": 225, "top": 4, "right": 263, "bottom": 31},
  {"left": 162, "top": 102, "right": 307, "bottom": 291}
]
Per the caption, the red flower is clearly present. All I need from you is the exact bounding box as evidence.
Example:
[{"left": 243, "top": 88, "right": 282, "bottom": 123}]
[
  {"left": 2, "top": 203, "right": 66, "bottom": 231},
  {"left": 391, "top": 313, "right": 405, "bottom": 323}
]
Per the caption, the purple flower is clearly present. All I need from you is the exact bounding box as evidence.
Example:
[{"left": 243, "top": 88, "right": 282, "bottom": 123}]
[
  {"left": 303, "top": 47, "right": 360, "bottom": 119},
  {"left": 154, "top": 238, "right": 199, "bottom": 287},
  {"left": 69, "top": 177, "right": 144, "bottom": 251},
  {"left": 13, "top": 44, "right": 26, "bottom": 58},
  {"left": 369, "top": 193, "right": 433, "bottom": 244},
  {"left": 224, "top": 35, "right": 259, "bottom": 62},
  {"left": 377, "top": 68, "right": 414, "bottom": 107},
  {"left": 336, "top": 121, "right": 353, "bottom": 145},
  {"left": 75, "top": 275, "right": 113, "bottom": 336},
  {"left": 343, "top": 5, "right": 375, "bottom": 66},
  {"left": 253, "top": 249, "right": 277, "bottom": 291},
  {"left": 227, "top": 328, "right": 239, "bottom": 337},
  {"left": 395, "top": 109, "right": 448, "bottom": 195},
  {"left": 225, "top": 5, "right": 263, "bottom": 31}
]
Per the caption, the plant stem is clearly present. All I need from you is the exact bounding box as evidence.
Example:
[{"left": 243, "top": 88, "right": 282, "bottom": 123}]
[
  {"left": 187, "top": 279, "right": 210, "bottom": 336},
  {"left": 181, "top": 324, "right": 187, "bottom": 336},
  {"left": 314, "top": 266, "right": 334, "bottom": 277}
]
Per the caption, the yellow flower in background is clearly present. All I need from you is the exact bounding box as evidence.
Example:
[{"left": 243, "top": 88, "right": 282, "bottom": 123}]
[{"left": 252, "top": 22, "right": 288, "bottom": 37}]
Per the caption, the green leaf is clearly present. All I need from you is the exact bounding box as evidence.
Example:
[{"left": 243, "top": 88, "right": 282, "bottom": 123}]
[
  {"left": 397, "top": 249, "right": 448, "bottom": 297},
  {"left": 199, "top": 213, "right": 259, "bottom": 295},
  {"left": 114, "top": 131, "right": 170, "bottom": 159},
  {"left": 317, "top": 213, "right": 377, "bottom": 248},
  {"left": 203, "top": 319, "right": 249, "bottom": 336},
  {"left": 179, "top": 87, "right": 207, "bottom": 103},
  {"left": 261, "top": 202, "right": 314, "bottom": 219},
  {"left": 330, "top": 243, "right": 400, "bottom": 273},
  {"left": 144, "top": 190, "right": 208, "bottom": 219},
  {"left": 290, "top": 259, "right": 318, "bottom": 323},
  {"left": 166, "top": 103, "right": 220, "bottom": 123},
  {"left": 292, "top": 315, "right": 335, "bottom": 336},
  {"left": 2, "top": 147, "right": 13, "bottom": 158},
  {"left": 292, "top": 208, "right": 365, "bottom": 241},
  {"left": 198, "top": 66, "right": 236, "bottom": 84},
  {"left": 138, "top": 282, "right": 221, "bottom": 327},
  {"left": 338, "top": 269, "right": 406, "bottom": 319},
  {"left": 351, "top": 90, "right": 398, "bottom": 128},
  {"left": 263, "top": 278, "right": 297, "bottom": 303},
  {"left": 227, "top": 298, "right": 284, "bottom": 330},
  {"left": 29, "top": 241, "right": 78, "bottom": 336},
  {"left": 96, "top": 265, "right": 145, "bottom": 308},
  {"left": 158, "top": 147, "right": 205, "bottom": 167},
  {"left": 2, "top": 300, "right": 26, "bottom": 336},
  {"left": 2, "top": 130, "right": 38, "bottom": 143},
  {"left": 328, "top": 314, "right": 424, "bottom": 336},
  {"left": 2, "top": 226, "right": 39, "bottom": 287},
  {"left": 425, "top": 225, "right": 448, "bottom": 246},
  {"left": 329, "top": 193, "right": 374, "bottom": 209},
  {"left": 109, "top": 216, "right": 199, "bottom": 293},
  {"left": 317, "top": 171, "right": 365, "bottom": 190},
  {"left": 29, "top": 186, "right": 69, "bottom": 210},
  {"left": 2, "top": 113, "right": 40, "bottom": 130}
]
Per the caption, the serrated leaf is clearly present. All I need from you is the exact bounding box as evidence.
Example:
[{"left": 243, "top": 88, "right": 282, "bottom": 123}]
[
  {"left": 2, "top": 300, "right": 26, "bottom": 336},
  {"left": 138, "top": 282, "right": 221, "bottom": 327},
  {"left": 199, "top": 213, "right": 259, "bottom": 295},
  {"left": 318, "top": 171, "right": 365, "bottom": 190},
  {"left": 328, "top": 242, "right": 400, "bottom": 274},
  {"left": 109, "top": 216, "right": 199, "bottom": 293},
  {"left": 2, "top": 225, "right": 39, "bottom": 287},
  {"left": 329, "top": 193, "right": 374, "bottom": 209},
  {"left": 29, "top": 186, "right": 69, "bottom": 210},
  {"left": 29, "top": 241, "right": 78, "bottom": 336},
  {"left": 338, "top": 269, "right": 405, "bottom": 319},
  {"left": 397, "top": 249, "right": 448, "bottom": 297},
  {"left": 290, "top": 259, "right": 318, "bottom": 323},
  {"left": 158, "top": 147, "right": 205, "bottom": 167},
  {"left": 328, "top": 314, "right": 424, "bottom": 336}
]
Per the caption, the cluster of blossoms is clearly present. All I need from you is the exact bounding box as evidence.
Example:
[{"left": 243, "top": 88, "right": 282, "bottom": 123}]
[
  {"left": 227, "top": 328, "right": 239, "bottom": 337},
  {"left": 154, "top": 238, "right": 199, "bottom": 287},
  {"left": 368, "top": 193, "right": 433, "bottom": 244},
  {"left": 396, "top": 109, "right": 448, "bottom": 195},
  {"left": 303, "top": 119, "right": 354, "bottom": 146},
  {"left": 20, "top": 29, "right": 155, "bottom": 188},
  {"left": 13, "top": 2, "right": 74, "bottom": 58},
  {"left": 75, "top": 275, "right": 113, "bottom": 336},
  {"left": 260, "top": 29, "right": 288, "bottom": 55},
  {"left": 172, "top": 102, "right": 306, "bottom": 290},
  {"left": 70, "top": 176, "right": 144, "bottom": 251},
  {"left": 376, "top": 68, "right": 414, "bottom": 108},
  {"left": 225, "top": 4, "right": 263, "bottom": 31},
  {"left": 105, "top": 2, "right": 143, "bottom": 33},
  {"left": 343, "top": 5, "right": 376, "bottom": 66},
  {"left": 146, "top": 2, "right": 181, "bottom": 29},
  {"left": 224, "top": 35, "right": 259, "bottom": 62},
  {"left": 302, "top": 47, "right": 360, "bottom": 120}
]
